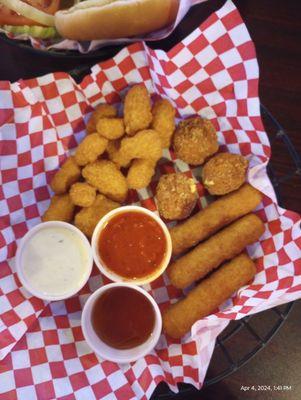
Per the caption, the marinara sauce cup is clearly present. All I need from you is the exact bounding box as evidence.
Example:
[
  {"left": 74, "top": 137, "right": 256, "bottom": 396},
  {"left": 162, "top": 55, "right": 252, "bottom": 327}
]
[{"left": 91, "top": 206, "right": 172, "bottom": 285}]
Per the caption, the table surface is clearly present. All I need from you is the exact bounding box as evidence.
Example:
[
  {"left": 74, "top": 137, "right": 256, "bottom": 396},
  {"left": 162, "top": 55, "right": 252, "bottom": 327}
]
[{"left": 1, "top": 0, "right": 300, "bottom": 398}]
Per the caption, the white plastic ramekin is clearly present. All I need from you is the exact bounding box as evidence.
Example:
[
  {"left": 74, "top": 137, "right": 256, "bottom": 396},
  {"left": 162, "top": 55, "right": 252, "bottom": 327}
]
[
  {"left": 15, "top": 221, "right": 93, "bottom": 301},
  {"left": 91, "top": 205, "right": 172, "bottom": 285},
  {"left": 81, "top": 282, "right": 162, "bottom": 363}
]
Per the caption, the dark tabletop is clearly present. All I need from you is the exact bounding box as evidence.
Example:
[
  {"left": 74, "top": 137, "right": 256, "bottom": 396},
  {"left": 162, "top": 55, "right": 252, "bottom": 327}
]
[{"left": 1, "top": 0, "right": 300, "bottom": 399}]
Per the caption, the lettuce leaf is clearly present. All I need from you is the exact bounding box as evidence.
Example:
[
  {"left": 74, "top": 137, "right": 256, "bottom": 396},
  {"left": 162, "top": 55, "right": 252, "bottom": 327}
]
[{"left": 3, "top": 25, "right": 58, "bottom": 39}]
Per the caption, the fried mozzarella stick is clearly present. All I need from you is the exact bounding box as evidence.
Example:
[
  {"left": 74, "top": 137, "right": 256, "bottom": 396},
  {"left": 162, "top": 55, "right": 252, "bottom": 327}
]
[
  {"left": 170, "top": 183, "right": 262, "bottom": 256},
  {"left": 168, "top": 213, "right": 264, "bottom": 289},
  {"left": 163, "top": 253, "right": 256, "bottom": 339}
]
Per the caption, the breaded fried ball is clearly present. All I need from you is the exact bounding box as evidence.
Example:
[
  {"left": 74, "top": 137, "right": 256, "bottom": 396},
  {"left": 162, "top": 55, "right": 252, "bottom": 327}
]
[
  {"left": 74, "top": 194, "right": 120, "bottom": 238},
  {"left": 112, "top": 129, "right": 162, "bottom": 168},
  {"left": 151, "top": 98, "right": 175, "bottom": 148},
  {"left": 86, "top": 104, "right": 117, "bottom": 134},
  {"left": 96, "top": 118, "right": 125, "bottom": 140},
  {"left": 69, "top": 182, "right": 96, "bottom": 207},
  {"left": 75, "top": 133, "right": 108, "bottom": 166},
  {"left": 156, "top": 173, "right": 198, "bottom": 220},
  {"left": 173, "top": 117, "right": 218, "bottom": 165},
  {"left": 42, "top": 194, "right": 75, "bottom": 223},
  {"left": 202, "top": 153, "right": 249, "bottom": 195},
  {"left": 50, "top": 156, "right": 81, "bottom": 195},
  {"left": 124, "top": 85, "right": 152, "bottom": 136},
  {"left": 82, "top": 160, "right": 128, "bottom": 202},
  {"left": 127, "top": 159, "right": 156, "bottom": 190}
]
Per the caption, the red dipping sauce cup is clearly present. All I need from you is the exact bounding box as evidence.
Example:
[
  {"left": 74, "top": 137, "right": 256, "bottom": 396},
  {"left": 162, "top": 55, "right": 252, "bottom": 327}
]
[
  {"left": 81, "top": 282, "right": 162, "bottom": 363},
  {"left": 91, "top": 206, "right": 172, "bottom": 285}
]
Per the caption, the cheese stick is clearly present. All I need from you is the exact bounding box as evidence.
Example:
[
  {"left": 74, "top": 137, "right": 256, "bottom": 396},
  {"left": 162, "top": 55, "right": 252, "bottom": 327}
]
[
  {"left": 163, "top": 253, "right": 256, "bottom": 339},
  {"left": 170, "top": 183, "right": 262, "bottom": 256},
  {"left": 168, "top": 213, "right": 264, "bottom": 289}
]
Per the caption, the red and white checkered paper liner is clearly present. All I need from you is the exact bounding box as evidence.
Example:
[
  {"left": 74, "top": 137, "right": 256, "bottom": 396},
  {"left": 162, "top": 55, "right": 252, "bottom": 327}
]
[{"left": 0, "top": 1, "right": 300, "bottom": 398}]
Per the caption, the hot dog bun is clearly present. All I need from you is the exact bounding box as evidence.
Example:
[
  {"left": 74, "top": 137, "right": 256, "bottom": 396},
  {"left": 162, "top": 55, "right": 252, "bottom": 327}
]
[{"left": 55, "top": 0, "right": 179, "bottom": 41}]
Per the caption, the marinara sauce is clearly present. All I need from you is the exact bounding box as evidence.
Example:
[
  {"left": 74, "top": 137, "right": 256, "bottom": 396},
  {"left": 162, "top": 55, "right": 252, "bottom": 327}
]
[
  {"left": 92, "top": 287, "right": 155, "bottom": 349},
  {"left": 98, "top": 211, "right": 167, "bottom": 279}
]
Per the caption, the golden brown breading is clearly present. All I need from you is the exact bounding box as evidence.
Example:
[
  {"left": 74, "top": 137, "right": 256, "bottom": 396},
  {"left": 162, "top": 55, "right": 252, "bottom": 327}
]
[
  {"left": 156, "top": 173, "right": 197, "bottom": 220},
  {"left": 151, "top": 98, "right": 175, "bottom": 148},
  {"left": 96, "top": 118, "right": 125, "bottom": 140},
  {"left": 50, "top": 156, "right": 81, "bottom": 195},
  {"left": 112, "top": 129, "right": 162, "bottom": 168},
  {"left": 126, "top": 159, "right": 156, "bottom": 190},
  {"left": 202, "top": 152, "right": 249, "bottom": 195},
  {"left": 168, "top": 213, "right": 264, "bottom": 289},
  {"left": 42, "top": 194, "right": 75, "bottom": 223},
  {"left": 82, "top": 160, "right": 128, "bottom": 202},
  {"left": 124, "top": 85, "right": 152, "bottom": 136},
  {"left": 74, "top": 133, "right": 108, "bottom": 166},
  {"left": 106, "top": 139, "right": 122, "bottom": 167},
  {"left": 69, "top": 182, "right": 96, "bottom": 207},
  {"left": 86, "top": 104, "right": 117, "bottom": 134},
  {"left": 74, "top": 194, "right": 120, "bottom": 238},
  {"left": 170, "top": 183, "right": 263, "bottom": 256},
  {"left": 173, "top": 117, "right": 218, "bottom": 165},
  {"left": 163, "top": 253, "right": 256, "bottom": 339}
]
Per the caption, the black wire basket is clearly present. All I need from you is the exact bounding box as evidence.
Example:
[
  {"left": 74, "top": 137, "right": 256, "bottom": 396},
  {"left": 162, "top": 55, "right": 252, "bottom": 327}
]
[{"left": 150, "top": 105, "right": 301, "bottom": 399}]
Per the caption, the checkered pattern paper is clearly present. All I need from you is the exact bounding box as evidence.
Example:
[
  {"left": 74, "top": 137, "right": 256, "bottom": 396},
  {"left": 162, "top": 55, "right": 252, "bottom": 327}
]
[{"left": 0, "top": 1, "right": 300, "bottom": 398}]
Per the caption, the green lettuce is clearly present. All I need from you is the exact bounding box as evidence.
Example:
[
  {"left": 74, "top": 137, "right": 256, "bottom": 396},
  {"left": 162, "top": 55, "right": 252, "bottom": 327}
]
[{"left": 3, "top": 25, "right": 58, "bottom": 39}]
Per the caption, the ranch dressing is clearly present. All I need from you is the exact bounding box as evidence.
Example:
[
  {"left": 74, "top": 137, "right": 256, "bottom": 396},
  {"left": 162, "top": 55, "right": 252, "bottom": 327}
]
[{"left": 22, "top": 226, "right": 89, "bottom": 297}]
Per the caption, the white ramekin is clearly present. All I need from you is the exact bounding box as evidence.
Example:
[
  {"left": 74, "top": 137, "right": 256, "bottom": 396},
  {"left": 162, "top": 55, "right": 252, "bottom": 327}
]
[
  {"left": 81, "top": 282, "right": 162, "bottom": 363},
  {"left": 15, "top": 221, "right": 93, "bottom": 301},
  {"left": 91, "top": 205, "right": 172, "bottom": 285}
]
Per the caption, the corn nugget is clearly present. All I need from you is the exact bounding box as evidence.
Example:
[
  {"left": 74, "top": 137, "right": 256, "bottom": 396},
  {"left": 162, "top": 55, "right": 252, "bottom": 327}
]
[
  {"left": 151, "top": 98, "right": 175, "bottom": 148},
  {"left": 96, "top": 117, "right": 125, "bottom": 140},
  {"left": 168, "top": 213, "right": 264, "bottom": 289},
  {"left": 74, "top": 194, "right": 120, "bottom": 238},
  {"left": 69, "top": 182, "right": 96, "bottom": 207},
  {"left": 163, "top": 253, "right": 256, "bottom": 338},
  {"left": 50, "top": 156, "right": 81, "bottom": 195},
  {"left": 86, "top": 104, "right": 117, "bottom": 134},
  {"left": 113, "top": 129, "right": 162, "bottom": 167},
  {"left": 124, "top": 85, "right": 152, "bottom": 136},
  {"left": 127, "top": 159, "right": 156, "bottom": 189},
  {"left": 82, "top": 160, "right": 128, "bottom": 202},
  {"left": 170, "top": 184, "right": 262, "bottom": 256},
  {"left": 202, "top": 153, "right": 249, "bottom": 195},
  {"left": 42, "top": 194, "right": 75, "bottom": 223},
  {"left": 75, "top": 133, "right": 108, "bottom": 166}
]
